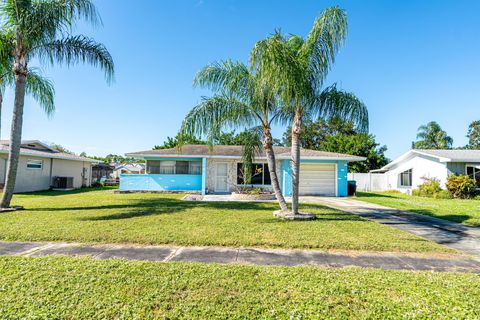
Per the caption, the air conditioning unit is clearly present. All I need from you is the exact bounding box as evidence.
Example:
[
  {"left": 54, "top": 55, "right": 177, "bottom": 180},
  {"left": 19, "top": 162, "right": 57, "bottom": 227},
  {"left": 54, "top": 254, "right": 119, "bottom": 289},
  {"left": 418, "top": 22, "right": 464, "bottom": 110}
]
[{"left": 52, "top": 177, "right": 74, "bottom": 189}]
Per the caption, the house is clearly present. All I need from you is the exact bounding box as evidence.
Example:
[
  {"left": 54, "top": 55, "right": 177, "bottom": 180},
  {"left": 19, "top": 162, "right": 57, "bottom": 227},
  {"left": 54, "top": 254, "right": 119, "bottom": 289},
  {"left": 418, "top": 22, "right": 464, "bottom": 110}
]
[
  {"left": 372, "top": 149, "right": 480, "bottom": 193},
  {"left": 91, "top": 163, "right": 115, "bottom": 184},
  {"left": 120, "top": 144, "right": 365, "bottom": 196},
  {"left": 112, "top": 163, "right": 145, "bottom": 179},
  {"left": 0, "top": 140, "right": 97, "bottom": 193}
]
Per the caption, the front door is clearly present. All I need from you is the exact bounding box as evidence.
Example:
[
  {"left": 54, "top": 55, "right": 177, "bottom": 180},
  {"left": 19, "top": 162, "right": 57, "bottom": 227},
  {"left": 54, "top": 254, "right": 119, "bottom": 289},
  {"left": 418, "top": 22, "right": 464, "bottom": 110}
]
[{"left": 215, "top": 163, "right": 229, "bottom": 192}]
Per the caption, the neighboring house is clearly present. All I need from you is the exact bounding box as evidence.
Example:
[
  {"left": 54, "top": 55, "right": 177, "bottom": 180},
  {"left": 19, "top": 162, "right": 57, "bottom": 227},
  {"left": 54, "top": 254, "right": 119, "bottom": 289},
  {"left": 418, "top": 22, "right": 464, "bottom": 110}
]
[
  {"left": 121, "top": 144, "right": 365, "bottom": 197},
  {"left": 92, "top": 163, "right": 115, "bottom": 184},
  {"left": 112, "top": 163, "right": 145, "bottom": 179},
  {"left": 0, "top": 140, "right": 97, "bottom": 193},
  {"left": 372, "top": 149, "right": 480, "bottom": 193}
]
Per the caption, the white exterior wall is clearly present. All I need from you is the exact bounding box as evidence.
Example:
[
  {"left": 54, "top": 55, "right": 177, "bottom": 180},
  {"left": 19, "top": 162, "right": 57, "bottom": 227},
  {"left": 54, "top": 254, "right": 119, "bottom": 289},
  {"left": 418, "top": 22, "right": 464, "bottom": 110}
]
[
  {"left": 51, "top": 159, "right": 92, "bottom": 189},
  {"left": 205, "top": 158, "right": 281, "bottom": 194},
  {"left": 348, "top": 173, "right": 388, "bottom": 192},
  {"left": 0, "top": 155, "right": 92, "bottom": 193},
  {"left": 384, "top": 154, "right": 448, "bottom": 193}
]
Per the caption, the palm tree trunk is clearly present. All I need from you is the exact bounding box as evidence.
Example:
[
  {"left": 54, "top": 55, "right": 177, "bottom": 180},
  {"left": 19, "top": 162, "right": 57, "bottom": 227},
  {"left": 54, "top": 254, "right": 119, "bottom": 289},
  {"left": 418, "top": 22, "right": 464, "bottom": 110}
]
[
  {"left": 263, "top": 125, "right": 288, "bottom": 212},
  {"left": 1, "top": 57, "right": 27, "bottom": 208},
  {"left": 291, "top": 108, "right": 302, "bottom": 215}
]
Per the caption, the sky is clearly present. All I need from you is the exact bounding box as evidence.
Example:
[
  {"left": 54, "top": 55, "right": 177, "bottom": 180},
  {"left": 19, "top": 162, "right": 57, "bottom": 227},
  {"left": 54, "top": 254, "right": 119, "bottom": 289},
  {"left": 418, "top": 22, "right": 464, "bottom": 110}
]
[{"left": 2, "top": 0, "right": 479, "bottom": 159}]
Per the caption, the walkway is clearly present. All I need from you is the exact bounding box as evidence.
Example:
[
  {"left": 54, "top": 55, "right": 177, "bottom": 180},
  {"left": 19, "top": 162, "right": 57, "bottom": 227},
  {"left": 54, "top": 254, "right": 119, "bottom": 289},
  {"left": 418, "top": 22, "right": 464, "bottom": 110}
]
[
  {"left": 1, "top": 241, "right": 479, "bottom": 273},
  {"left": 306, "top": 197, "right": 480, "bottom": 259}
]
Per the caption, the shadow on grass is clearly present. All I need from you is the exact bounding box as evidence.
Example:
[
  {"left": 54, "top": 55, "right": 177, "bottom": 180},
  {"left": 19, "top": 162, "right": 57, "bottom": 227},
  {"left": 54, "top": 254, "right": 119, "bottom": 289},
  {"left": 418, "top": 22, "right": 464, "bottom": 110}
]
[
  {"left": 18, "top": 186, "right": 118, "bottom": 197},
  {"left": 73, "top": 199, "right": 279, "bottom": 221},
  {"left": 355, "top": 192, "right": 398, "bottom": 199}
]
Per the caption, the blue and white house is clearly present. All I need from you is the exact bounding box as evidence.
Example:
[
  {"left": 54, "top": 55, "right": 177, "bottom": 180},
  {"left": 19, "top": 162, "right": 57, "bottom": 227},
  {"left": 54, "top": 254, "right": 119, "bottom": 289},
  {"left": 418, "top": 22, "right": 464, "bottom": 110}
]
[{"left": 121, "top": 144, "right": 365, "bottom": 197}]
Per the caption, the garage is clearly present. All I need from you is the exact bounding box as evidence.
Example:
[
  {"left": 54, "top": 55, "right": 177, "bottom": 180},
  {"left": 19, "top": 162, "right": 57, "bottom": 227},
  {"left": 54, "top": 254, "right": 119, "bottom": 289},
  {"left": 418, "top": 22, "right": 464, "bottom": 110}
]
[{"left": 299, "top": 163, "right": 336, "bottom": 196}]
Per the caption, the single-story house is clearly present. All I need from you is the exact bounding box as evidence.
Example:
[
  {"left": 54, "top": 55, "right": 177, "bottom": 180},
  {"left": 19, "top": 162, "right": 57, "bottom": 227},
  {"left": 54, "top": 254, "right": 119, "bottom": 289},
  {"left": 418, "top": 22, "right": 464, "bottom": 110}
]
[
  {"left": 372, "top": 149, "right": 480, "bottom": 193},
  {"left": 121, "top": 144, "right": 365, "bottom": 196},
  {"left": 0, "top": 140, "right": 97, "bottom": 193},
  {"left": 112, "top": 163, "right": 145, "bottom": 179}
]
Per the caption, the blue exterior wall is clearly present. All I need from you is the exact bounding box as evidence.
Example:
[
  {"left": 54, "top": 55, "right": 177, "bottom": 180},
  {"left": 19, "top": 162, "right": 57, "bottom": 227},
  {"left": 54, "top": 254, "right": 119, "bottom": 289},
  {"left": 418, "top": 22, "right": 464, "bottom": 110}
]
[
  {"left": 280, "top": 159, "right": 349, "bottom": 197},
  {"left": 120, "top": 174, "right": 202, "bottom": 191},
  {"left": 120, "top": 157, "right": 205, "bottom": 192}
]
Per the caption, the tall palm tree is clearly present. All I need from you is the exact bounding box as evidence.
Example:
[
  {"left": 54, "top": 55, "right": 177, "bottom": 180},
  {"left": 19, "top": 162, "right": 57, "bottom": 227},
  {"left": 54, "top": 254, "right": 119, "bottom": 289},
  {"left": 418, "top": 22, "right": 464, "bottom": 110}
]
[
  {"left": 413, "top": 121, "right": 453, "bottom": 149},
  {"left": 0, "top": 32, "right": 55, "bottom": 140},
  {"left": 0, "top": 0, "right": 114, "bottom": 208},
  {"left": 181, "top": 60, "right": 289, "bottom": 211},
  {"left": 251, "top": 7, "right": 368, "bottom": 216}
]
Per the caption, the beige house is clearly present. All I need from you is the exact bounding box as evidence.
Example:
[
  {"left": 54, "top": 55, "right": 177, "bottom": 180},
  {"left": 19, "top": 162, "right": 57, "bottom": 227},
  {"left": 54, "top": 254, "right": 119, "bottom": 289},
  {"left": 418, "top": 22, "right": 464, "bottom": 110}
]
[{"left": 0, "top": 140, "right": 97, "bottom": 193}]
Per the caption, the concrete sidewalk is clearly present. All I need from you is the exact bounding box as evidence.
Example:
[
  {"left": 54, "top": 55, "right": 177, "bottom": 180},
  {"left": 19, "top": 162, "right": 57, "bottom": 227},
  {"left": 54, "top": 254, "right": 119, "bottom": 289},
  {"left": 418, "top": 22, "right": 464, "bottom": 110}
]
[
  {"left": 306, "top": 197, "right": 480, "bottom": 259},
  {"left": 1, "top": 241, "right": 479, "bottom": 273}
]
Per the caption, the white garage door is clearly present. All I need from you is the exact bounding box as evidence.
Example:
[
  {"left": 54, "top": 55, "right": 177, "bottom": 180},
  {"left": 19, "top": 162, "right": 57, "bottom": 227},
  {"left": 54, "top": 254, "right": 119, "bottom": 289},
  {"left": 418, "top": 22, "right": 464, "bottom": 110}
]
[{"left": 299, "top": 163, "right": 336, "bottom": 196}]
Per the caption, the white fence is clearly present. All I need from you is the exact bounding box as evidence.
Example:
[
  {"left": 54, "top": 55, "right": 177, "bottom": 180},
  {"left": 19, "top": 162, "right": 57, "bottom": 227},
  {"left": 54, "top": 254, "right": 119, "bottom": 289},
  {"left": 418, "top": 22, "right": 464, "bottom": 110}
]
[{"left": 347, "top": 173, "right": 388, "bottom": 192}]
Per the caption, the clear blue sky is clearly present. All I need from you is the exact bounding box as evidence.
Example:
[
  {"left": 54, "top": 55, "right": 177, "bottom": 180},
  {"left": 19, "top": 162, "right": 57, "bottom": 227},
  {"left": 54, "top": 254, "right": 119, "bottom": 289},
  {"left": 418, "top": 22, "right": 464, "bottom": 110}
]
[{"left": 2, "top": 0, "right": 479, "bottom": 159}]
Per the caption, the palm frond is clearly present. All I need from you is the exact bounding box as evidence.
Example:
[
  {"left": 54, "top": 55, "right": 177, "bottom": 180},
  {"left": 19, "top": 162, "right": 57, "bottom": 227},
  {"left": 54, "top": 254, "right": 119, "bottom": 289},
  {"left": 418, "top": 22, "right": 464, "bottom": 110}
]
[
  {"left": 181, "top": 95, "right": 256, "bottom": 142},
  {"left": 312, "top": 84, "right": 369, "bottom": 133},
  {"left": 25, "top": 68, "right": 55, "bottom": 116},
  {"left": 300, "top": 7, "right": 348, "bottom": 92},
  {"left": 33, "top": 35, "right": 114, "bottom": 83},
  {"left": 193, "top": 60, "right": 250, "bottom": 97}
]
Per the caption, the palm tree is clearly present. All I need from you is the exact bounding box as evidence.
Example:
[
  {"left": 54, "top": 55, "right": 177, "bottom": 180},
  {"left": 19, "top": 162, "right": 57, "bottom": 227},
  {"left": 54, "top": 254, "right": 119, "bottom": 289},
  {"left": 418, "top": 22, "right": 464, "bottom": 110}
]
[
  {"left": 251, "top": 7, "right": 368, "bottom": 216},
  {"left": 181, "top": 60, "right": 289, "bottom": 211},
  {"left": 413, "top": 121, "right": 453, "bottom": 149},
  {"left": 0, "top": 0, "right": 114, "bottom": 208},
  {"left": 0, "top": 32, "right": 55, "bottom": 140}
]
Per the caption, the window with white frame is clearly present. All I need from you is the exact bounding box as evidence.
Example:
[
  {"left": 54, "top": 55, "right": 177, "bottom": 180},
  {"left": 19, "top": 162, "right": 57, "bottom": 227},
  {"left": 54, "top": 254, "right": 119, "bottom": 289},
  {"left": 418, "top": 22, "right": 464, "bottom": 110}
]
[
  {"left": 466, "top": 166, "right": 480, "bottom": 188},
  {"left": 27, "top": 159, "right": 43, "bottom": 170},
  {"left": 399, "top": 169, "right": 412, "bottom": 187}
]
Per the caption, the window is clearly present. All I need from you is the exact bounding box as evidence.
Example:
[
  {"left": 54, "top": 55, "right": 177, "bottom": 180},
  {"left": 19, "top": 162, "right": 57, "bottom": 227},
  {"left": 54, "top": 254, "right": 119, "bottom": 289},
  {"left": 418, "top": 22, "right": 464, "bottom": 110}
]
[
  {"left": 27, "top": 159, "right": 43, "bottom": 170},
  {"left": 466, "top": 166, "right": 480, "bottom": 188},
  {"left": 176, "top": 161, "right": 189, "bottom": 174},
  {"left": 159, "top": 161, "right": 175, "bottom": 174},
  {"left": 399, "top": 169, "right": 412, "bottom": 187},
  {"left": 237, "top": 163, "right": 271, "bottom": 185},
  {"left": 146, "top": 160, "right": 202, "bottom": 175},
  {"left": 189, "top": 161, "right": 202, "bottom": 175}
]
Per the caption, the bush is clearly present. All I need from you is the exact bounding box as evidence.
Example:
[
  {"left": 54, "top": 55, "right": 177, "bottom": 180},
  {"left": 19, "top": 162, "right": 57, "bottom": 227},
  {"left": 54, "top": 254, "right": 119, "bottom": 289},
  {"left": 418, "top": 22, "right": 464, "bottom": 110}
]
[
  {"left": 446, "top": 175, "right": 478, "bottom": 199},
  {"left": 412, "top": 177, "right": 443, "bottom": 198}
]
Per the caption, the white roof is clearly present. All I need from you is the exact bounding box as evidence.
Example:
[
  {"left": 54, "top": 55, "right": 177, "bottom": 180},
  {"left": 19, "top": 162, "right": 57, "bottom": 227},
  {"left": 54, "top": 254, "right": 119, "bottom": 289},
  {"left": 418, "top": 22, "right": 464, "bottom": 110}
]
[{"left": 379, "top": 149, "right": 480, "bottom": 171}]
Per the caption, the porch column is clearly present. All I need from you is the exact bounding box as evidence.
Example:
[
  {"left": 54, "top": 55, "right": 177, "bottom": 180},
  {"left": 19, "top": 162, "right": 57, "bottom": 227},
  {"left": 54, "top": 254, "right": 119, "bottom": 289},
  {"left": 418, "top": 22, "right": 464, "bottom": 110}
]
[{"left": 201, "top": 157, "right": 207, "bottom": 195}]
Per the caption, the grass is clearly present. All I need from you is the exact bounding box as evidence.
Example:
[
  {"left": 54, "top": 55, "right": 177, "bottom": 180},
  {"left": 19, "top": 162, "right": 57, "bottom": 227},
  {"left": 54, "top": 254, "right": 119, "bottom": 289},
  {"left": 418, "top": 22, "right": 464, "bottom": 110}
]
[
  {"left": 356, "top": 191, "right": 480, "bottom": 227},
  {"left": 1, "top": 256, "right": 479, "bottom": 319},
  {"left": 0, "top": 188, "right": 450, "bottom": 253}
]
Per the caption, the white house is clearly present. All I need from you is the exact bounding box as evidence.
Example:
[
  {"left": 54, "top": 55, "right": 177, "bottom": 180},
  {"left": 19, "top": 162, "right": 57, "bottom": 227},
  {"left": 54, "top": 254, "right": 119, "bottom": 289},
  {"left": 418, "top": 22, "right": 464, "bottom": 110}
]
[
  {"left": 373, "top": 149, "right": 480, "bottom": 193},
  {"left": 0, "top": 140, "right": 97, "bottom": 193}
]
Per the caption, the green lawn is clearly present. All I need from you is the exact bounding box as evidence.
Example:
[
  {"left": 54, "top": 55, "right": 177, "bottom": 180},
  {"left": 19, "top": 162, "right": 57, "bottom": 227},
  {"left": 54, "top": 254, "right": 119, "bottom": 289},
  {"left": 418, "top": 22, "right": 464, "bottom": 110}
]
[
  {"left": 1, "top": 256, "right": 479, "bottom": 319},
  {"left": 356, "top": 192, "right": 480, "bottom": 227},
  {"left": 0, "top": 188, "right": 450, "bottom": 253}
]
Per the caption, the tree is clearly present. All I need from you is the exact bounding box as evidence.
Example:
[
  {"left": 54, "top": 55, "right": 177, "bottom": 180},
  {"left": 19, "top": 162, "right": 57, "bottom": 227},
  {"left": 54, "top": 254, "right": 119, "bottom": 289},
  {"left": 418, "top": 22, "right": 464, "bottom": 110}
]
[
  {"left": 49, "top": 143, "right": 74, "bottom": 154},
  {"left": 282, "top": 118, "right": 387, "bottom": 172},
  {"left": 320, "top": 134, "right": 388, "bottom": 172},
  {"left": 0, "top": 32, "right": 55, "bottom": 141},
  {"left": 251, "top": 7, "right": 368, "bottom": 216},
  {"left": 153, "top": 133, "right": 206, "bottom": 149},
  {"left": 0, "top": 0, "right": 114, "bottom": 208},
  {"left": 466, "top": 120, "right": 480, "bottom": 149},
  {"left": 413, "top": 121, "right": 453, "bottom": 149},
  {"left": 282, "top": 117, "right": 356, "bottom": 148},
  {"left": 181, "top": 60, "right": 289, "bottom": 211}
]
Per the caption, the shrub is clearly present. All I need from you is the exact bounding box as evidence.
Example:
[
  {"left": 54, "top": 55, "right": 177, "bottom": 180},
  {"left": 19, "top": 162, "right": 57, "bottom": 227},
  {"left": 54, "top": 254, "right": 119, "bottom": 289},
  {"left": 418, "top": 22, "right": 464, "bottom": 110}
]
[
  {"left": 446, "top": 175, "right": 478, "bottom": 199},
  {"left": 412, "top": 177, "right": 442, "bottom": 198}
]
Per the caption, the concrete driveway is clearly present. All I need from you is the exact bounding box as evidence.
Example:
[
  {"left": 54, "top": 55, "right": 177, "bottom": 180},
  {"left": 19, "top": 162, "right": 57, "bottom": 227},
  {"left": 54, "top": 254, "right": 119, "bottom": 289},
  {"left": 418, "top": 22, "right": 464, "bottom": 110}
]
[{"left": 303, "top": 196, "right": 480, "bottom": 260}]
